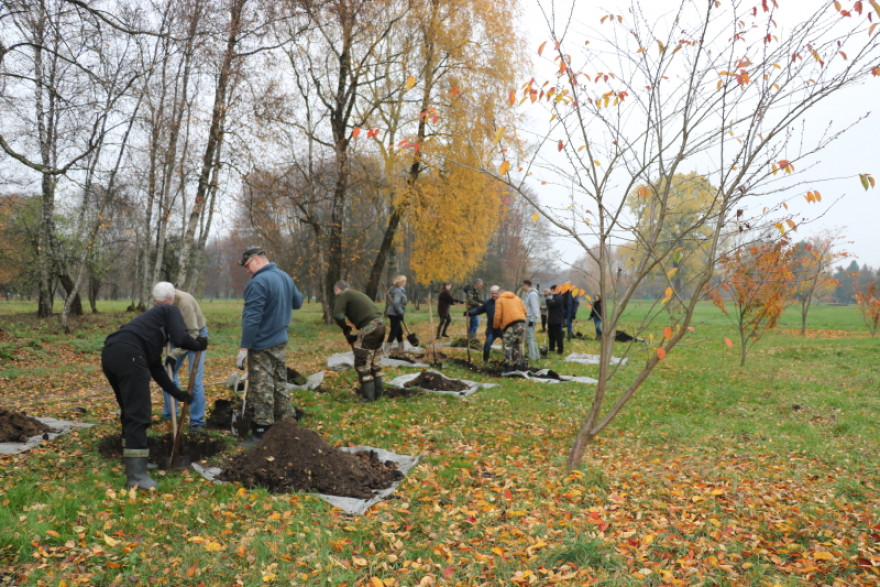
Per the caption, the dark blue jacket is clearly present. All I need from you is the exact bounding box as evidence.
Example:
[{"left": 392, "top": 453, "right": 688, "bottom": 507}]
[
  {"left": 241, "top": 263, "right": 303, "bottom": 350},
  {"left": 468, "top": 298, "right": 501, "bottom": 336}
]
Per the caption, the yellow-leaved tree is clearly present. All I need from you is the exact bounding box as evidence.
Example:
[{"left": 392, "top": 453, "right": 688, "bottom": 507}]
[{"left": 622, "top": 172, "right": 722, "bottom": 300}]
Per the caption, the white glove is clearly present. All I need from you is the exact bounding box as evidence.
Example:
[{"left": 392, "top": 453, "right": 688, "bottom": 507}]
[{"left": 236, "top": 349, "right": 248, "bottom": 370}]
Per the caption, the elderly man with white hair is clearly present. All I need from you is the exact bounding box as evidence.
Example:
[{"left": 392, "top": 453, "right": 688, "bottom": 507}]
[{"left": 157, "top": 283, "right": 209, "bottom": 434}]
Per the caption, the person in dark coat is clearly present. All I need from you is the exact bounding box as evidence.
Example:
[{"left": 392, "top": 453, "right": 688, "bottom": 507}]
[
  {"left": 589, "top": 295, "right": 603, "bottom": 337},
  {"left": 436, "top": 282, "right": 461, "bottom": 338},
  {"left": 101, "top": 284, "right": 208, "bottom": 490},
  {"left": 467, "top": 285, "right": 501, "bottom": 362},
  {"left": 385, "top": 275, "right": 408, "bottom": 351},
  {"left": 543, "top": 285, "right": 566, "bottom": 355}
]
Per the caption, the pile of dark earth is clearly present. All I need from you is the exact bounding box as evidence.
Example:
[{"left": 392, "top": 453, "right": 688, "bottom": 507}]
[
  {"left": 206, "top": 397, "right": 307, "bottom": 438},
  {"left": 97, "top": 433, "right": 226, "bottom": 469},
  {"left": 445, "top": 357, "right": 564, "bottom": 379},
  {"left": 403, "top": 370, "right": 470, "bottom": 392},
  {"left": 382, "top": 385, "right": 422, "bottom": 399},
  {"left": 0, "top": 408, "right": 55, "bottom": 443},
  {"left": 219, "top": 419, "right": 403, "bottom": 498},
  {"left": 447, "top": 337, "right": 483, "bottom": 350},
  {"left": 446, "top": 357, "right": 507, "bottom": 377}
]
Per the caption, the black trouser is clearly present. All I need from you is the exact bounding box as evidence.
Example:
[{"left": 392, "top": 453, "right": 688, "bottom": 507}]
[
  {"left": 437, "top": 314, "right": 451, "bottom": 336},
  {"left": 548, "top": 324, "right": 564, "bottom": 354},
  {"left": 387, "top": 315, "right": 403, "bottom": 344},
  {"left": 541, "top": 313, "right": 547, "bottom": 332},
  {"left": 102, "top": 342, "right": 152, "bottom": 456}
]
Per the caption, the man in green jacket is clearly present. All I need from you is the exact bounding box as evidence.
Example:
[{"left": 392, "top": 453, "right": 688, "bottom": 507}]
[{"left": 333, "top": 281, "right": 386, "bottom": 401}]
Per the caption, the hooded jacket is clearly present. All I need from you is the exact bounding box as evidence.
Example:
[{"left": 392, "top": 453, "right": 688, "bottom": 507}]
[{"left": 493, "top": 291, "right": 527, "bottom": 331}]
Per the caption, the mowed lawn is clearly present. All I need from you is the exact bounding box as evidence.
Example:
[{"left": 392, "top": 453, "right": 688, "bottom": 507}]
[{"left": 1, "top": 299, "right": 878, "bottom": 586}]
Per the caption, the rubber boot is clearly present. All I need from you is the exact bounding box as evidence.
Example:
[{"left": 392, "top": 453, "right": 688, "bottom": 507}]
[
  {"left": 360, "top": 380, "right": 377, "bottom": 402},
  {"left": 239, "top": 422, "right": 269, "bottom": 448},
  {"left": 436, "top": 325, "right": 443, "bottom": 339},
  {"left": 124, "top": 456, "right": 157, "bottom": 491},
  {"left": 373, "top": 376, "right": 384, "bottom": 400}
]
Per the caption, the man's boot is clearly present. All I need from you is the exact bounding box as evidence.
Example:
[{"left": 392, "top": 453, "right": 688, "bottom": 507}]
[
  {"left": 239, "top": 422, "right": 269, "bottom": 448},
  {"left": 360, "top": 379, "right": 376, "bottom": 402},
  {"left": 436, "top": 325, "right": 443, "bottom": 339},
  {"left": 124, "top": 456, "right": 157, "bottom": 491},
  {"left": 373, "top": 376, "right": 384, "bottom": 400}
]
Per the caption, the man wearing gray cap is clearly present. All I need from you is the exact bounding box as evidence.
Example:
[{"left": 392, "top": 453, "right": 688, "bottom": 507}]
[{"left": 236, "top": 247, "right": 303, "bottom": 447}]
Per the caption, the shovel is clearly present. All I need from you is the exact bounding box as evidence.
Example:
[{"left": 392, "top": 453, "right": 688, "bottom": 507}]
[
  {"left": 231, "top": 373, "right": 248, "bottom": 437},
  {"left": 402, "top": 320, "right": 419, "bottom": 347},
  {"left": 168, "top": 350, "right": 200, "bottom": 469}
]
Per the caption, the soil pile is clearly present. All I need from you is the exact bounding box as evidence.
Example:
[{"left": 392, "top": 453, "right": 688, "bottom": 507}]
[
  {"left": 97, "top": 433, "right": 225, "bottom": 469},
  {"left": 448, "top": 337, "right": 483, "bottom": 350},
  {"left": 219, "top": 420, "right": 402, "bottom": 498},
  {"left": 207, "top": 398, "right": 305, "bottom": 437},
  {"left": 0, "top": 408, "right": 54, "bottom": 443},
  {"left": 447, "top": 357, "right": 506, "bottom": 377},
  {"left": 286, "top": 367, "right": 306, "bottom": 386},
  {"left": 383, "top": 386, "right": 422, "bottom": 399},
  {"left": 404, "top": 371, "right": 469, "bottom": 392}
]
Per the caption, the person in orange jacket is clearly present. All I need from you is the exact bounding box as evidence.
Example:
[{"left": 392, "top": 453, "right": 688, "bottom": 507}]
[{"left": 493, "top": 289, "right": 528, "bottom": 372}]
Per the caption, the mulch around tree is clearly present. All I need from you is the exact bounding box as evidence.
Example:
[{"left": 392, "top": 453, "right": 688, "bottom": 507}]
[
  {"left": 97, "top": 433, "right": 226, "bottom": 469},
  {"left": 404, "top": 371, "right": 470, "bottom": 392},
  {"left": 218, "top": 419, "right": 403, "bottom": 499},
  {"left": 0, "top": 408, "right": 54, "bottom": 443}
]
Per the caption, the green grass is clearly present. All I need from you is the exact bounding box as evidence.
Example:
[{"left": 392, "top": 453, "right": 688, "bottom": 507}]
[{"left": 1, "top": 299, "right": 879, "bottom": 585}]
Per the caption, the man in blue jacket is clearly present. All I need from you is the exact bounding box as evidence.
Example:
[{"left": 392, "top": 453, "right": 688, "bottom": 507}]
[
  {"left": 467, "top": 285, "right": 501, "bottom": 363},
  {"left": 236, "top": 247, "right": 303, "bottom": 447}
]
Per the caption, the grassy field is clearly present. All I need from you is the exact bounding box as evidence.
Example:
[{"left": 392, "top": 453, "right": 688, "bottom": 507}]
[{"left": 0, "top": 299, "right": 878, "bottom": 586}]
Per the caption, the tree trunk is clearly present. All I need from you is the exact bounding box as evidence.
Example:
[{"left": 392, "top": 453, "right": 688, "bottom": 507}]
[{"left": 178, "top": 0, "right": 244, "bottom": 289}]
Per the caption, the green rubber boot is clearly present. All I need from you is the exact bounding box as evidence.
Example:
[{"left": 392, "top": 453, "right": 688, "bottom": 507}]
[
  {"left": 360, "top": 380, "right": 376, "bottom": 402},
  {"left": 124, "top": 456, "right": 157, "bottom": 491},
  {"left": 373, "top": 376, "right": 384, "bottom": 400}
]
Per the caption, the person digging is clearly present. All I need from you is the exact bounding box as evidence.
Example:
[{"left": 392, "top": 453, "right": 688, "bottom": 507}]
[
  {"left": 333, "top": 280, "right": 386, "bottom": 402},
  {"left": 101, "top": 290, "right": 208, "bottom": 490}
]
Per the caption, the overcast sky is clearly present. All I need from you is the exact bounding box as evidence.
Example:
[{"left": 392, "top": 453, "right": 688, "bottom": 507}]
[{"left": 519, "top": 0, "right": 880, "bottom": 270}]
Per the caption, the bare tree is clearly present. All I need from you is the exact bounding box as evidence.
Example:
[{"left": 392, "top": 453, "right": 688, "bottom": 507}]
[
  {"left": 496, "top": 0, "right": 880, "bottom": 468},
  {"left": 1, "top": 0, "right": 143, "bottom": 317}
]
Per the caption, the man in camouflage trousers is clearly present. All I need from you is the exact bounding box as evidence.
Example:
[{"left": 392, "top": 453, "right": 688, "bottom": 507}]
[
  {"left": 236, "top": 247, "right": 303, "bottom": 447},
  {"left": 333, "top": 281, "right": 386, "bottom": 402},
  {"left": 493, "top": 288, "right": 528, "bottom": 372}
]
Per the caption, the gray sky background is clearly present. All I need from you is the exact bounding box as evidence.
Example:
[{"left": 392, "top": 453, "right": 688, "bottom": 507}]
[{"left": 519, "top": 0, "right": 880, "bottom": 270}]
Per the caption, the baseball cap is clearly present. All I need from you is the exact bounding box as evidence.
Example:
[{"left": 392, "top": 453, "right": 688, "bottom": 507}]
[{"left": 240, "top": 247, "right": 265, "bottom": 266}]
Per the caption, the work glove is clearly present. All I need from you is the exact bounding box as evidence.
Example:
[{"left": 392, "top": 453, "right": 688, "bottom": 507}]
[
  {"left": 346, "top": 334, "right": 358, "bottom": 345},
  {"left": 528, "top": 321, "right": 535, "bottom": 328},
  {"left": 195, "top": 336, "right": 208, "bottom": 351},
  {"left": 171, "top": 386, "right": 194, "bottom": 404},
  {"left": 236, "top": 349, "right": 248, "bottom": 370},
  {"left": 463, "top": 311, "right": 469, "bottom": 317},
  {"left": 164, "top": 355, "right": 177, "bottom": 371}
]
